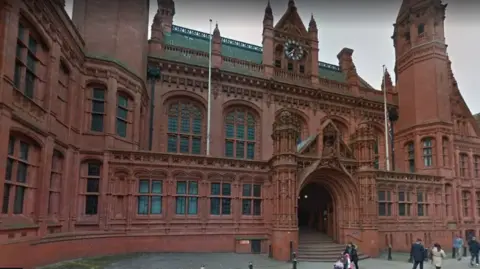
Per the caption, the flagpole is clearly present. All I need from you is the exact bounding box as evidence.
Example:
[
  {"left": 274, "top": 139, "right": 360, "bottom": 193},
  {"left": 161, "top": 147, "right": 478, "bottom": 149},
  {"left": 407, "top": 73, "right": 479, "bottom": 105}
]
[
  {"left": 383, "top": 65, "right": 390, "bottom": 171},
  {"left": 206, "top": 19, "right": 213, "bottom": 156}
]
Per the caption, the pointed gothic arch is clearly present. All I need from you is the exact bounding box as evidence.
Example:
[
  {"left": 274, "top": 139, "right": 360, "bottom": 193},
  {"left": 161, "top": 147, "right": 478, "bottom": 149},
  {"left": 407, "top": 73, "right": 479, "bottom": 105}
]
[{"left": 297, "top": 165, "right": 360, "bottom": 243}]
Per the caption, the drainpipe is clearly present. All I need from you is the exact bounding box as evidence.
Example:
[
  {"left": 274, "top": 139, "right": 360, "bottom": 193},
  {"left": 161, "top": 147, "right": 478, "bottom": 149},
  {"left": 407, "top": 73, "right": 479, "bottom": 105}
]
[{"left": 147, "top": 66, "right": 161, "bottom": 151}]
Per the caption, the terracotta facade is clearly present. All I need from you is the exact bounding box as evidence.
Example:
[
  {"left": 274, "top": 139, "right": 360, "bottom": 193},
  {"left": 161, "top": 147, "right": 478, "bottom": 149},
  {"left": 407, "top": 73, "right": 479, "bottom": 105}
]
[{"left": 0, "top": 0, "right": 479, "bottom": 268}]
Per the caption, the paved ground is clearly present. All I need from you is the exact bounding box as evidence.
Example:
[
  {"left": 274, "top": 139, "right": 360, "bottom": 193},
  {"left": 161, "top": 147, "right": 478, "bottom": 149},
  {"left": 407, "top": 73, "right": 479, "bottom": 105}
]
[{"left": 41, "top": 252, "right": 475, "bottom": 269}]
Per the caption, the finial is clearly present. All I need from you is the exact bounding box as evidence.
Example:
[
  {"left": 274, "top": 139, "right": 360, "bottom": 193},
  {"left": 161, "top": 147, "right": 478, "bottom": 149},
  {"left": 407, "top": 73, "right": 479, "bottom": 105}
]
[
  {"left": 264, "top": 0, "right": 273, "bottom": 22},
  {"left": 213, "top": 22, "right": 220, "bottom": 36},
  {"left": 309, "top": 13, "right": 317, "bottom": 31},
  {"left": 288, "top": 0, "right": 295, "bottom": 8}
]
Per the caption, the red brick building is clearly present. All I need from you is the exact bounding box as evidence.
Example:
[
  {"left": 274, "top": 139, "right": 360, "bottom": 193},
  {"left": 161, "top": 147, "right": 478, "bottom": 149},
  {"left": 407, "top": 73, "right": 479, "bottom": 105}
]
[{"left": 0, "top": 0, "right": 479, "bottom": 267}]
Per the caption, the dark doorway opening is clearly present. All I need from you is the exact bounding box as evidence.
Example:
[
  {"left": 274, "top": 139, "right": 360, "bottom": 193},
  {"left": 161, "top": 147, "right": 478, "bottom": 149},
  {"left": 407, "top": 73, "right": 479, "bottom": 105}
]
[
  {"left": 251, "top": 240, "right": 261, "bottom": 254},
  {"left": 297, "top": 183, "right": 333, "bottom": 234}
]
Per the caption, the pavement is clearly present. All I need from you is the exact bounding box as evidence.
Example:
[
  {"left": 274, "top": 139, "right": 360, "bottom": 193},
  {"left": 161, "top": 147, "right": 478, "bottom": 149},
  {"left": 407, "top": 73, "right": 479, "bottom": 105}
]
[{"left": 40, "top": 252, "right": 476, "bottom": 269}]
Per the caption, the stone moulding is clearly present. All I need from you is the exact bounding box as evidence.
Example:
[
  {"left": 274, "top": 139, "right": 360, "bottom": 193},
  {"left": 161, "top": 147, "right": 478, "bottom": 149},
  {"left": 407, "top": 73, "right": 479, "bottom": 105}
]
[{"left": 109, "top": 150, "right": 270, "bottom": 173}]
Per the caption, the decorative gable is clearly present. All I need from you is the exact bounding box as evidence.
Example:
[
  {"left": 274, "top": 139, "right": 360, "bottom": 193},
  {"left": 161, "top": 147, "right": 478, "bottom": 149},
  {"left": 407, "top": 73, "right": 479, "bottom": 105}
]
[{"left": 273, "top": 4, "right": 308, "bottom": 36}]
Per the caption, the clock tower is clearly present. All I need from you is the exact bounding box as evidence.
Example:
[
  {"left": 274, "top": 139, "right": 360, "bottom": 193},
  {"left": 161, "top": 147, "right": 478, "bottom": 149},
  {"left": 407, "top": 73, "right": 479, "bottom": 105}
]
[{"left": 262, "top": 0, "right": 319, "bottom": 82}]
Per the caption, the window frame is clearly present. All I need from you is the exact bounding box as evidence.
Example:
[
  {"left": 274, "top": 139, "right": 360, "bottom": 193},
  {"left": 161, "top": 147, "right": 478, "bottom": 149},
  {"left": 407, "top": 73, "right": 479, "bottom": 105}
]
[
  {"left": 241, "top": 183, "right": 262, "bottom": 217},
  {"left": 90, "top": 87, "right": 106, "bottom": 132},
  {"left": 416, "top": 190, "right": 428, "bottom": 217},
  {"left": 82, "top": 161, "right": 102, "bottom": 216},
  {"left": 136, "top": 178, "right": 164, "bottom": 216},
  {"left": 474, "top": 155, "right": 480, "bottom": 178},
  {"left": 174, "top": 180, "right": 199, "bottom": 216},
  {"left": 377, "top": 190, "right": 392, "bottom": 217},
  {"left": 421, "top": 138, "right": 433, "bottom": 167},
  {"left": 442, "top": 137, "right": 449, "bottom": 167},
  {"left": 398, "top": 190, "right": 412, "bottom": 217},
  {"left": 224, "top": 108, "right": 257, "bottom": 160},
  {"left": 459, "top": 153, "right": 468, "bottom": 178},
  {"left": 47, "top": 150, "right": 63, "bottom": 218},
  {"left": 116, "top": 93, "right": 130, "bottom": 138},
  {"left": 209, "top": 181, "right": 233, "bottom": 216},
  {"left": 166, "top": 100, "right": 203, "bottom": 154},
  {"left": 462, "top": 190, "right": 470, "bottom": 218},
  {"left": 14, "top": 22, "right": 42, "bottom": 100},
  {"left": 56, "top": 61, "right": 70, "bottom": 123},
  {"left": 2, "top": 136, "right": 36, "bottom": 216},
  {"left": 406, "top": 142, "right": 415, "bottom": 173}
]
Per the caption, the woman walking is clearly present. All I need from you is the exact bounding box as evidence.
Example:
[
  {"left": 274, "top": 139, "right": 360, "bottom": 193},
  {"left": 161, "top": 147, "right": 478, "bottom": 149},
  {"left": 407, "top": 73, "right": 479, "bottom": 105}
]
[{"left": 431, "top": 243, "right": 446, "bottom": 269}]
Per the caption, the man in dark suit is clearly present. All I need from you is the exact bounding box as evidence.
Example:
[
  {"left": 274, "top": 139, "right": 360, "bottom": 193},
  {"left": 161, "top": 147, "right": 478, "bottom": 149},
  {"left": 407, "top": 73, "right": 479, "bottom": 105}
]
[{"left": 410, "top": 238, "right": 425, "bottom": 269}]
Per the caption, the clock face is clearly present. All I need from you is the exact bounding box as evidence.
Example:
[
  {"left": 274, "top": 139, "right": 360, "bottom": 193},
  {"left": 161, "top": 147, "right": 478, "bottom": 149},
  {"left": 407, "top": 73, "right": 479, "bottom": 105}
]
[{"left": 284, "top": 39, "right": 304, "bottom": 61}]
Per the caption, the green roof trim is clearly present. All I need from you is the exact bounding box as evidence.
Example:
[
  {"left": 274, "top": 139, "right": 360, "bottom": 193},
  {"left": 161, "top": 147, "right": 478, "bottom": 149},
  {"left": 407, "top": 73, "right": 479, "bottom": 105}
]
[{"left": 162, "top": 25, "right": 373, "bottom": 89}]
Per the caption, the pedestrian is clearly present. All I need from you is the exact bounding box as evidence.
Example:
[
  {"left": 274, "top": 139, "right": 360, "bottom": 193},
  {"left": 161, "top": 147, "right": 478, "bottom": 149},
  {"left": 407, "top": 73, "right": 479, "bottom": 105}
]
[
  {"left": 431, "top": 243, "right": 446, "bottom": 269},
  {"left": 344, "top": 242, "right": 353, "bottom": 255},
  {"left": 410, "top": 238, "right": 425, "bottom": 269},
  {"left": 350, "top": 244, "right": 359, "bottom": 269},
  {"left": 469, "top": 236, "right": 480, "bottom": 266},
  {"left": 453, "top": 234, "right": 463, "bottom": 260}
]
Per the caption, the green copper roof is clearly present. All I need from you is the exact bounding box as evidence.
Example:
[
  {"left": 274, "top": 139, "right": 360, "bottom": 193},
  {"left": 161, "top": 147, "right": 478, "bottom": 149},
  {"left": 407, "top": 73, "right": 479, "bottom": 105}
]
[{"left": 162, "top": 25, "right": 373, "bottom": 88}]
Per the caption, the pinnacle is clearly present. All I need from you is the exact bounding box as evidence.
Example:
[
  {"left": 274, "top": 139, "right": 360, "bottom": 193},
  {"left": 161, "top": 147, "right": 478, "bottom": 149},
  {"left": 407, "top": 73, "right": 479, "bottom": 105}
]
[
  {"left": 309, "top": 13, "right": 317, "bottom": 31},
  {"left": 288, "top": 0, "right": 295, "bottom": 8}
]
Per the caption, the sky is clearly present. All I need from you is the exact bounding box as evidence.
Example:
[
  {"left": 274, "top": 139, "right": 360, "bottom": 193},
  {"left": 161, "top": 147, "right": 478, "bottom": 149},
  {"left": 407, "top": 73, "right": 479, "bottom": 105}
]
[{"left": 64, "top": 0, "right": 480, "bottom": 114}]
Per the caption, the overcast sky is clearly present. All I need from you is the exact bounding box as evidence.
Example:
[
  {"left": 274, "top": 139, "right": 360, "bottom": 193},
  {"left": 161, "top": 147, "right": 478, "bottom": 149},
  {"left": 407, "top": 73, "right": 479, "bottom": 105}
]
[{"left": 64, "top": 0, "right": 480, "bottom": 114}]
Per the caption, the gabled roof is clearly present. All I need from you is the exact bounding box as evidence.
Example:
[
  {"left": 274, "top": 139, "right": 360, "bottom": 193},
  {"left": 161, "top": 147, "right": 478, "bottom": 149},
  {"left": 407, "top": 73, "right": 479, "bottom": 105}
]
[{"left": 160, "top": 25, "right": 373, "bottom": 88}]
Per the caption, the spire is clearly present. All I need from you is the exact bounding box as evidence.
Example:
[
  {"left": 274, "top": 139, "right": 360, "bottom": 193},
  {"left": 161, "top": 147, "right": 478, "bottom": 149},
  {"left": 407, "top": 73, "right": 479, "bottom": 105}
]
[
  {"left": 381, "top": 68, "right": 393, "bottom": 91},
  {"left": 308, "top": 14, "right": 317, "bottom": 32},
  {"left": 264, "top": 0, "right": 273, "bottom": 22},
  {"left": 213, "top": 22, "right": 220, "bottom": 37},
  {"left": 288, "top": 0, "right": 295, "bottom": 9}
]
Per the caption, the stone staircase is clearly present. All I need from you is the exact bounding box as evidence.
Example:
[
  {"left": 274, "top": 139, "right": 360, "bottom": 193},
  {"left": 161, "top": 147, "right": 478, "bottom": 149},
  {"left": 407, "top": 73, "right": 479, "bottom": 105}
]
[{"left": 297, "top": 232, "right": 370, "bottom": 262}]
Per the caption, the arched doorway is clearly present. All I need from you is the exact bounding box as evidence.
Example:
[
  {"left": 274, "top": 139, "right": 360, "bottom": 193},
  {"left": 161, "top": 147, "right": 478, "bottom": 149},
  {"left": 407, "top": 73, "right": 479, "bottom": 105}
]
[
  {"left": 297, "top": 183, "right": 334, "bottom": 236},
  {"left": 297, "top": 166, "right": 360, "bottom": 243}
]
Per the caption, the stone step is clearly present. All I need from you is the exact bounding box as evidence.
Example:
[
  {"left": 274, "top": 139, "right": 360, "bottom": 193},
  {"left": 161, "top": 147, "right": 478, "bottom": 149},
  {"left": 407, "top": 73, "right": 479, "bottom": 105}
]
[
  {"left": 297, "top": 232, "right": 369, "bottom": 262},
  {"left": 297, "top": 254, "right": 370, "bottom": 262}
]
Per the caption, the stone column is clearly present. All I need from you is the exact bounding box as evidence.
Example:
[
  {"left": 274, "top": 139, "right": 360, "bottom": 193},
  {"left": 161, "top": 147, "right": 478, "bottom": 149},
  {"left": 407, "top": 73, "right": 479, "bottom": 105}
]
[{"left": 270, "top": 111, "right": 300, "bottom": 261}]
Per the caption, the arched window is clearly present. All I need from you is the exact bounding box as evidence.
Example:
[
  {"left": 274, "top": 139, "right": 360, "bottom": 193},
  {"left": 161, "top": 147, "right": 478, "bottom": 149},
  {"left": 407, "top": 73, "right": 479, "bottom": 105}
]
[
  {"left": 422, "top": 138, "right": 433, "bottom": 167},
  {"left": 417, "top": 24, "right": 425, "bottom": 35},
  {"left": 224, "top": 108, "right": 256, "bottom": 160},
  {"left": 2, "top": 135, "right": 39, "bottom": 215},
  {"left": 406, "top": 142, "right": 415, "bottom": 173},
  {"left": 167, "top": 100, "right": 203, "bottom": 154}
]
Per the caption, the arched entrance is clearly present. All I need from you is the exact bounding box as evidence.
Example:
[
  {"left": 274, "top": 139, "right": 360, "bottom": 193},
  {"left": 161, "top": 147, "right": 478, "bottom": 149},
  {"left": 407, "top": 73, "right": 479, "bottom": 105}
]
[
  {"left": 298, "top": 183, "right": 334, "bottom": 236},
  {"left": 297, "top": 166, "right": 360, "bottom": 243}
]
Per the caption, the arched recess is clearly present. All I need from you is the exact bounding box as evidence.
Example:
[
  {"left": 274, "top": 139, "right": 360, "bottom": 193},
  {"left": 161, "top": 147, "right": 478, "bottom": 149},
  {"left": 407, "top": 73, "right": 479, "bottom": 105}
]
[
  {"left": 320, "top": 117, "right": 349, "bottom": 142},
  {"left": 297, "top": 166, "right": 360, "bottom": 243},
  {"left": 358, "top": 121, "right": 385, "bottom": 168},
  {"left": 275, "top": 108, "right": 309, "bottom": 142}
]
